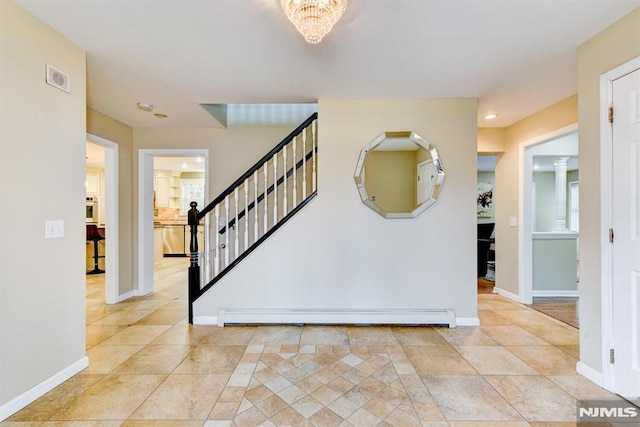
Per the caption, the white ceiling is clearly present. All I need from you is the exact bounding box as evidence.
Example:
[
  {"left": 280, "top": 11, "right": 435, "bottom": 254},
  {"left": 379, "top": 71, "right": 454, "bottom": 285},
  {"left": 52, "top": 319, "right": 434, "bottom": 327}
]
[{"left": 16, "top": 0, "right": 640, "bottom": 129}]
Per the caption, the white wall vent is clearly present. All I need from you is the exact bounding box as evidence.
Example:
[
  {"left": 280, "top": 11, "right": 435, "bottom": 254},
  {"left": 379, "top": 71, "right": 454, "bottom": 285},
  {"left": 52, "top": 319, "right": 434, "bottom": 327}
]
[{"left": 45, "top": 64, "right": 70, "bottom": 93}]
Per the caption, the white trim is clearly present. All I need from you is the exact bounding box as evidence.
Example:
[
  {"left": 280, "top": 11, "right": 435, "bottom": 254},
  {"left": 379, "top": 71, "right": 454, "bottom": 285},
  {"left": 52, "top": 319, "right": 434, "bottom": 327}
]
[
  {"left": 214, "top": 308, "right": 457, "bottom": 327},
  {"left": 532, "top": 232, "right": 579, "bottom": 240},
  {"left": 532, "top": 290, "right": 579, "bottom": 298},
  {"left": 0, "top": 357, "right": 88, "bottom": 422},
  {"left": 519, "top": 123, "right": 578, "bottom": 305},
  {"left": 599, "top": 56, "right": 640, "bottom": 393},
  {"left": 87, "top": 134, "right": 119, "bottom": 305},
  {"left": 456, "top": 317, "right": 480, "bottom": 326},
  {"left": 137, "top": 149, "right": 210, "bottom": 297},
  {"left": 117, "top": 289, "right": 137, "bottom": 302},
  {"left": 193, "top": 316, "right": 219, "bottom": 326},
  {"left": 493, "top": 286, "right": 523, "bottom": 303},
  {"left": 577, "top": 361, "right": 604, "bottom": 388}
]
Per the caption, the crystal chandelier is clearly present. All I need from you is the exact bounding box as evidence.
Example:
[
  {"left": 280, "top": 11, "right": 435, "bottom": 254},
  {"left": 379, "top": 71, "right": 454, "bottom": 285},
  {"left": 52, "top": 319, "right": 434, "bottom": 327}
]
[{"left": 281, "top": 0, "right": 348, "bottom": 44}]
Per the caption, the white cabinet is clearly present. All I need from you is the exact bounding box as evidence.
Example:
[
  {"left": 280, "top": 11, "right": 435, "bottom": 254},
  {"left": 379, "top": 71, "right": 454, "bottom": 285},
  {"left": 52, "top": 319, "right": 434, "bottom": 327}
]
[
  {"left": 86, "top": 172, "right": 100, "bottom": 195},
  {"left": 154, "top": 173, "right": 181, "bottom": 209},
  {"left": 155, "top": 175, "right": 170, "bottom": 208}
]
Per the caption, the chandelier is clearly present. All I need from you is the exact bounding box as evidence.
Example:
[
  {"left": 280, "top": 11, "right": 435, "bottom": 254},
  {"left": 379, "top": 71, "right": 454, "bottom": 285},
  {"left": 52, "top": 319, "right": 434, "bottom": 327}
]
[{"left": 281, "top": 0, "right": 348, "bottom": 44}]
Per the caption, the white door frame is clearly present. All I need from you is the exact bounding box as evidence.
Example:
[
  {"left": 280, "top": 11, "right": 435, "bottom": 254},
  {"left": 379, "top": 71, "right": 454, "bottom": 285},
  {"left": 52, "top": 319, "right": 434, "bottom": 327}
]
[
  {"left": 137, "top": 148, "right": 209, "bottom": 296},
  {"left": 599, "top": 56, "right": 640, "bottom": 392},
  {"left": 518, "top": 123, "right": 578, "bottom": 304},
  {"left": 86, "top": 133, "right": 119, "bottom": 304}
]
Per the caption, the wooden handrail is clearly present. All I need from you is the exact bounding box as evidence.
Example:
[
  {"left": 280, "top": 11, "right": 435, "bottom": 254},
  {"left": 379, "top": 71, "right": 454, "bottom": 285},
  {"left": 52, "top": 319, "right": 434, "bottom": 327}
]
[
  {"left": 197, "top": 112, "right": 317, "bottom": 220},
  {"left": 219, "top": 146, "right": 317, "bottom": 234}
]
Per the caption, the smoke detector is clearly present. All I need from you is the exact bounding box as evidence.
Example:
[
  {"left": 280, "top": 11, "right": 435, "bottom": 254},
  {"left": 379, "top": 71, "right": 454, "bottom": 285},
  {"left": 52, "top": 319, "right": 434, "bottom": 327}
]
[{"left": 137, "top": 102, "right": 153, "bottom": 112}]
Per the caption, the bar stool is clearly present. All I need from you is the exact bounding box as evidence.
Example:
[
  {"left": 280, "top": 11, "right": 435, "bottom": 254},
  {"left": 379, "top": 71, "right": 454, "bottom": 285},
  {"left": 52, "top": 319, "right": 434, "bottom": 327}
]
[{"left": 86, "top": 224, "right": 105, "bottom": 275}]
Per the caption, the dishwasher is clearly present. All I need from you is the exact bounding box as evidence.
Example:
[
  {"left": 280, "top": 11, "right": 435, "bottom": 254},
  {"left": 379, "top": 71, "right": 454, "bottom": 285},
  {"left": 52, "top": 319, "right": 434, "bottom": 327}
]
[{"left": 162, "top": 225, "right": 186, "bottom": 256}]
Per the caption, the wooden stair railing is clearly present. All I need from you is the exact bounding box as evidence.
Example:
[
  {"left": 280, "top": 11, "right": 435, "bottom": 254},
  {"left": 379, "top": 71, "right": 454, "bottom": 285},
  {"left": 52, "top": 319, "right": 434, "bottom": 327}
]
[{"left": 187, "top": 113, "right": 318, "bottom": 323}]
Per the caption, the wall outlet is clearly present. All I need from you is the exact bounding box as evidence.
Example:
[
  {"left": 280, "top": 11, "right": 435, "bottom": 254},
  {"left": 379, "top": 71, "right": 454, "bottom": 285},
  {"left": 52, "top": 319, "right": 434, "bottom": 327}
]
[
  {"left": 509, "top": 217, "right": 517, "bottom": 227},
  {"left": 45, "top": 220, "right": 64, "bottom": 239}
]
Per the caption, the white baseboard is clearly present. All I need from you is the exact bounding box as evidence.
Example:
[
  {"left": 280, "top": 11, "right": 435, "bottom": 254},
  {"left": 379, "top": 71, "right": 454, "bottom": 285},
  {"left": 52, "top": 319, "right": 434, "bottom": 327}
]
[
  {"left": 0, "top": 356, "right": 88, "bottom": 422},
  {"left": 577, "top": 361, "right": 603, "bottom": 387},
  {"left": 456, "top": 317, "right": 480, "bottom": 326},
  {"left": 493, "top": 287, "right": 521, "bottom": 302},
  {"left": 193, "top": 316, "right": 219, "bottom": 326},
  {"left": 214, "top": 308, "right": 457, "bottom": 327},
  {"left": 117, "top": 290, "right": 136, "bottom": 302},
  {"left": 532, "top": 290, "right": 579, "bottom": 298}
]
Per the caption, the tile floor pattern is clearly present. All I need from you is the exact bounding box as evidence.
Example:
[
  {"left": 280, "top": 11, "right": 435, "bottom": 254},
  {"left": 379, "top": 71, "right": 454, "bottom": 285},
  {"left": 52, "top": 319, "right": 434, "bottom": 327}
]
[{"left": 2, "top": 258, "right": 628, "bottom": 426}]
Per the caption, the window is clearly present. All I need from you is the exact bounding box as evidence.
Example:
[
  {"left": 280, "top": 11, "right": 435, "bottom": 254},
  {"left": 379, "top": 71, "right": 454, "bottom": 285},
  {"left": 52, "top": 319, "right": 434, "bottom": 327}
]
[{"left": 181, "top": 179, "right": 205, "bottom": 214}]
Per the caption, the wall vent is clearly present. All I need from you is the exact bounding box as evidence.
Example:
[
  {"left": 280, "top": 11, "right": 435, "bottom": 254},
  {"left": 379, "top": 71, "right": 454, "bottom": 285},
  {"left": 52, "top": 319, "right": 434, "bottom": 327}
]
[{"left": 45, "top": 64, "right": 70, "bottom": 93}]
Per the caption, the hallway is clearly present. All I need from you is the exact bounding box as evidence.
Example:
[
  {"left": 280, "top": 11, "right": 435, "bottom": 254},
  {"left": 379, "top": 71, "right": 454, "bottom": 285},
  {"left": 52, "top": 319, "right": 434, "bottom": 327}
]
[{"left": 3, "top": 259, "right": 625, "bottom": 425}]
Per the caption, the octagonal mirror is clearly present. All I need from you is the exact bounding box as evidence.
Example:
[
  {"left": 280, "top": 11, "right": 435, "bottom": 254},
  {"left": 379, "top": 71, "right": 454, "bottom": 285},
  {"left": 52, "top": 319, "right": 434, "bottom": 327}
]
[{"left": 353, "top": 131, "right": 445, "bottom": 218}]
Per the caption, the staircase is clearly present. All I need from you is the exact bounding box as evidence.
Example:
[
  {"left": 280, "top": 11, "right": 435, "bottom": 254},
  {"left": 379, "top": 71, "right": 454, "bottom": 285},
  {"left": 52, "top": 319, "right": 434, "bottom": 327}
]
[{"left": 186, "top": 113, "right": 318, "bottom": 323}]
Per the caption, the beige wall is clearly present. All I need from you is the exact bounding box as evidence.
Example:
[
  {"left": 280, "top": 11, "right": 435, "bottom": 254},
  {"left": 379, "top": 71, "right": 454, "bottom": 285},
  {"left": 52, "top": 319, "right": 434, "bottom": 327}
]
[
  {"left": 478, "top": 128, "right": 505, "bottom": 153},
  {"left": 87, "top": 108, "right": 135, "bottom": 296},
  {"left": 0, "top": 0, "right": 86, "bottom": 413},
  {"left": 495, "top": 95, "right": 578, "bottom": 296},
  {"left": 577, "top": 7, "right": 640, "bottom": 373},
  {"left": 196, "top": 98, "right": 479, "bottom": 321}
]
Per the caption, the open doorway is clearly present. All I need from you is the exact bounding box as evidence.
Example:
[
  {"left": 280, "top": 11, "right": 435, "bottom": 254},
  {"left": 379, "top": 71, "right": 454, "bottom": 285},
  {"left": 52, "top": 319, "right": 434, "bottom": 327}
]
[
  {"left": 477, "top": 155, "right": 496, "bottom": 294},
  {"left": 519, "top": 126, "right": 579, "bottom": 328},
  {"left": 138, "top": 149, "right": 209, "bottom": 296},
  {"left": 86, "top": 134, "right": 119, "bottom": 304}
]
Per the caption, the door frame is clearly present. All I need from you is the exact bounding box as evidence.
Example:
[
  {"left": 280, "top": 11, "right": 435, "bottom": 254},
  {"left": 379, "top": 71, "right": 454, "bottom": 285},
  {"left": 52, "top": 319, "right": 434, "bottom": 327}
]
[
  {"left": 599, "top": 56, "right": 640, "bottom": 392},
  {"left": 86, "top": 133, "right": 119, "bottom": 304},
  {"left": 518, "top": 123, "right": 578, "bottom": 304},
  {"left": 137, "top": 148, "right": 209, "bottom": 296}
]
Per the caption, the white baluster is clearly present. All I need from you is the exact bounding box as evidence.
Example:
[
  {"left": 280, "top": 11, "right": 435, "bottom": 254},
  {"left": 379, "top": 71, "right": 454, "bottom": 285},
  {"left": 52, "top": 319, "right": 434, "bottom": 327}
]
[
  {"left": 263, "top": 163, "right": 268, "bottom": 234},
  {"left": 283, "top": 145, "right": 288, "bottom": 216},
  {"left": 273, "top": 153, "right": 278, "bottom": 225},
  {"left": 312, "top": 120, "right": 317, "bottom": 192},
  {"left": 234, "top": 187, "right": 239, "bottom": 258},
  {"left": 244, "top": 180, "right": 249, "bottom": 250},
  {"left": 224, "top": 196, "right": 229, "bottom": 267},
  {"left": 214, "top": 205, "right": 220, "bottom": 275},
  {"left": 302, "top": 128, "right": 307, "bottom": 199},
  {"left": 292, "top": 136, "right": 297, "bottom": 208},
  {"left": 253, "top": 170, "right": 258, "bottom": 242}
]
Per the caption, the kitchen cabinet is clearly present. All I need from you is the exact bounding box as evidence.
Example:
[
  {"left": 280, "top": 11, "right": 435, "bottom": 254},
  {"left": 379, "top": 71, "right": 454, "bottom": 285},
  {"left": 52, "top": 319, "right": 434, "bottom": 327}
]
[
  {"left": 153, "top": 227, "right": 164, "bottom": 263},
  {"left": 184, "top": 227, "right": 205, "bottom": 253},
  {"left": 154, "top": 173, "right": 181, "bottom": 209},
  {"left": 86, "top": 172, "right": 100, "bottom": 195}
]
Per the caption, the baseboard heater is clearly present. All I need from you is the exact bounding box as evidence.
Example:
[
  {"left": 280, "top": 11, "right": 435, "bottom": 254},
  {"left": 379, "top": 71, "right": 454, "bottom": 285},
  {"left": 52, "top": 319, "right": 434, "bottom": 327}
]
[{"left": 216, "top": 308, "right": 457, "bottom": 328}]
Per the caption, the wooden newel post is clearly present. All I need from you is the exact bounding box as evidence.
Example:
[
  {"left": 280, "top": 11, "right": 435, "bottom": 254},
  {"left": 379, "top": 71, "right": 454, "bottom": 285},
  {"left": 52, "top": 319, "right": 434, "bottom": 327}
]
[{"left": 187, "top": 201, "right": 200, "bottom": 324}]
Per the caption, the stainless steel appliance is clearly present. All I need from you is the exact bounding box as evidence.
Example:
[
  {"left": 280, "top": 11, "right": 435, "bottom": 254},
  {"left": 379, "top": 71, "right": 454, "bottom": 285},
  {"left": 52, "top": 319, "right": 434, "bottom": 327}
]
[{"left": 86, "top": 196, "right": 99, "bottom": 223}]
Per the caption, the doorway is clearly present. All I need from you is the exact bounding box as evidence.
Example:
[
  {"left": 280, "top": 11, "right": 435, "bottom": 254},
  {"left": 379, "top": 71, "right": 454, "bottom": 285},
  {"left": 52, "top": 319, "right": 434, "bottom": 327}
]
[
  {"left": 86, "top": 134, "right": 119, "bottom": 304},
  {"left": 518, "top": 124, "right": 579, "bottom": 306},
  {"left": 138, "top": 149, "right": 209, "bottom": 296}
]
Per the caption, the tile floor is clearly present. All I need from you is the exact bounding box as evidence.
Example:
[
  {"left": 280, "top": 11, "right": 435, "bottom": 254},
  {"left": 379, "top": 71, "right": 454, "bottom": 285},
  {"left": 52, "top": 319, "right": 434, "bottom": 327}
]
[{"left": 2, "top": 259, "right": 626, "bottom": 426}]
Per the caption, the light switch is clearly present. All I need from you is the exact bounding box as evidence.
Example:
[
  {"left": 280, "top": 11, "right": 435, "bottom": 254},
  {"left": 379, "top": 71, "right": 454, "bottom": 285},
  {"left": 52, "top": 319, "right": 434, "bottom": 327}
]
[
  {"left": 45, "top": 220, "right": 64, "bottom": 239},
  {"left": 509, "top": 217, "right": 517, "bottom": 227}
]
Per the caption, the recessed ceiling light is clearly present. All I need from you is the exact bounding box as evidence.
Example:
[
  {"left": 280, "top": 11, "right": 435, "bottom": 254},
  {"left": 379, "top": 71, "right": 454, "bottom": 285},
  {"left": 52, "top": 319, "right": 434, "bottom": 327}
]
[
  {"left": 154, "top": 113, "right": 167, "bottom": 118},
  {"left": 533, "top": 164, "right": 540, "bottom": 170},
  {"left": 483, "top": 113, "right": 498, "bottom": 120},
  {"left": 137, "top": 102, "right": 153, "bottom": 112},
  {"left": 182, "top": 162, "right": 188, "bottom": 168},
  {"left": 195, "top": 157, "right": 203, "bottom": 163}
]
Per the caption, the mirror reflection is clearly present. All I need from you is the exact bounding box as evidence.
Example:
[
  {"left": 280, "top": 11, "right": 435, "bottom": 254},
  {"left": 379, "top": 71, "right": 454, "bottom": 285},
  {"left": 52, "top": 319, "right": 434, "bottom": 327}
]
[{"left": 354, "top": 131, "right": 444, "bottom": 218}]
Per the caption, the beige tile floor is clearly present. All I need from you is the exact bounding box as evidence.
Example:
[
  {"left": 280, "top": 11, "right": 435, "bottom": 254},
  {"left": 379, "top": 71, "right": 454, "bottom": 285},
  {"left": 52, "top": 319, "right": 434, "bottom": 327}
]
[{"left": 2, "top": 258, "right": 626, "bottom": 426}]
